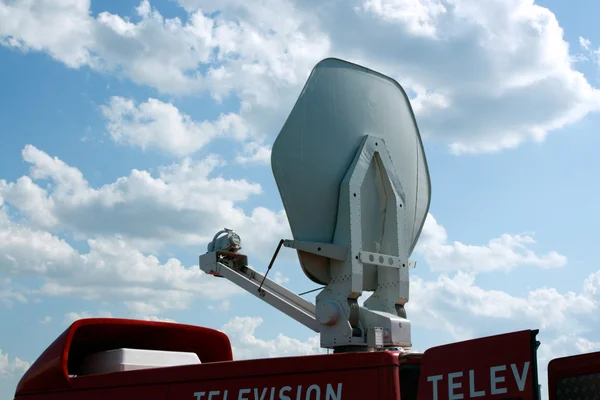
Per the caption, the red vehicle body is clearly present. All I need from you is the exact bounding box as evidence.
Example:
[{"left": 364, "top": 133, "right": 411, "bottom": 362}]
[
  {"left": 548, "top": 350, "right": 600, "bottom": 400},
  {"left": 14, "top": 318, "right": 570, "bottom": 400}
]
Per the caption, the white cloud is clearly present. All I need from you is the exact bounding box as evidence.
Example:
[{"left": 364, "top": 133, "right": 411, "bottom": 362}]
[
  {"left": 208, "top": 300, "right": 231, "bottom": 312},
  {"left": 415, "top": 213, "right": 567, "bottom": 273},
  {"left": 541, "top": 334, "right": 600, "bottom": 363},
  {"left": 273, "top": 271, "right": 290, "bottom": 285},
  {"left": 131, "top": 0, "right": 600, "bottom": 153},
  {"left": 580, "top": 36, "right": 592, "bottom": 51},
  {"left": 359, "top": 0, "right": 447, "bottom": 38},
  {"left": 0, "top": 0, "right": 207, "bottom": 93},
  {"left": 0, "top": 206, "right": 246, "bottom": 316},
  {"left": 0, "top": 0, "right": 329, "bottom": 99},
  {"left": 582, "top": 270, "right": 600, "bottom": 298},
  {"left": 63, "top": 311, "right": 177, "bottom": 324},
  {"left": 101, "top": 97, "right": 250, "bottom": 157},
  {"left": 4, "top": 0, "right": 596, "bottom": 154},
  {"left": 0, "top": 145, "right": 290, "bottom": 258},
  {"left": 141, "top": 315, "right": 178, "bottom": 323},
  {"left": 410, "top": 272, "right": 596, "bottom": 339},
  {"left": 234, "top": 142, "right": 272, "bottom": 166},
  {"left": 0, "top": 278, "right": 27, "bottom": 307},
  {"left": 221, "top": 316, "right": 324, "bottom": 359},
  {"left": 576, "top": 36, "right": 600, "bottom": 68},
  {"left": 0, "top": 349, "right": 29, "bottom": 380},
  {"left": 40, "top": 316, "right": 52, "bottom": 324},
  {"left": 0, "top": 0, "right": 94, "bottom": 68},
  {"left": 0, "top": 143, "right": 288, "bottom": 317},
  {"left": 64, "top": 311, "right": 114, "bottom": 325},
  {"left": 173, "top": 0, "right": 331, "bottom": 107},
  {"left": 99, "top": 96, "right": 271, "bottom": 167},
  {"left": 325, "top": 0, "right": 600, "bottom": 153},
  {"left": 0, "top": 207, "right": 78, "bottom": 274}
]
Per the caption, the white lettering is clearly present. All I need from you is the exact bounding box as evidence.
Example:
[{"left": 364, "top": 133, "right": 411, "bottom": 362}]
[
  {"left": 428, "top": 374, "right": 444, "bottom": 400},
  {"left": 305, "top": 384, "right": 321, "bottom": 400},
  {"left": 427, "top": 362, "right": 531, "bottom": 398},
  {"left": 448, "top": 372, "right": 463, "bottom": 400},
  {"left": 490, "top": 365, "right": 508, "bottom": 395},
  {"left": 254, "top": 388, "right": 268, "bottom": 400},
  {"left": 279, "top": 386, "right": 292, "bottom": 400},
  {"left": 238, "top": 389, "right": 251, "bottom": 400},
  {"left": 511, "top": 362, "right": 530, "bottom": 391},
  {"left": 325, "top": 383, "right": 343, "bottom": 400},
  {"left": 468, "top": 370, "right": 485, "bottom": 397},
  {"left": 193, "top": 383, "right": 345, "bottom": 400}
]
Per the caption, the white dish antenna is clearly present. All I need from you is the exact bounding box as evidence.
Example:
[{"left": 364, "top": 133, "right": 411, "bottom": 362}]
[
  {"left": 201, "top": 58, "right": 431, "bottom": 352},
  {"left": 272, "top": 58, "right": 431, "bottom": 286}
]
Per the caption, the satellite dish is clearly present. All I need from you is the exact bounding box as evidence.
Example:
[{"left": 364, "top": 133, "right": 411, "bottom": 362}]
[
  {"left": 271, "top": 58, "right": 431, "bottom": 287},
  {"left": 202, "top": 58, "right": 429, "bottom": 350}
]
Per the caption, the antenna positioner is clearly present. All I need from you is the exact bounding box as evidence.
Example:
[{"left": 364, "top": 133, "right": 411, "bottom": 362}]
[{"left": 207, "top": 228, "right": 242, "bottom": 253}]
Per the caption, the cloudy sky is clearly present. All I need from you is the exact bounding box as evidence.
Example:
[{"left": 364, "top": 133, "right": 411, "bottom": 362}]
[{"left": 1, "top": 0, "right": 600, "bottom": 398}]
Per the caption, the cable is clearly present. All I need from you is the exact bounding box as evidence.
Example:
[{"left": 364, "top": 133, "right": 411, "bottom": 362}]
[
  {"left": 257, "top": 239, "right": 284, "bottom": 294},
  {"left": 298, "top": 287, "right": 326, "bottom": 296}
]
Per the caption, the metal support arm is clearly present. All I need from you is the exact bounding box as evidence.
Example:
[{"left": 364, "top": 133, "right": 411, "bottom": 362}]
[{"left": 199, "top": 251, "right": 321, "bottom": 333}]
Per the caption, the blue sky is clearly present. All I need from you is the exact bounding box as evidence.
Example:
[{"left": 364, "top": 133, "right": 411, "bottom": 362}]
[{"left": 1, "top": 0, "right": 600, "bottom": 399}]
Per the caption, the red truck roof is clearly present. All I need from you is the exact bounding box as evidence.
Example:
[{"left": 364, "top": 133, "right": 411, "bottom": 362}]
[
  {"left": 15, "top": 318, "right": 233, "bottom": 395},
  {"left": 14, "top": 318, "right": 416, "bottom": 400},
  {"left": 15, "top": 318, "right": 545, "bottom": 400},
  {"left": 548, "top": 349, "right": 600, "bottom": 400}
]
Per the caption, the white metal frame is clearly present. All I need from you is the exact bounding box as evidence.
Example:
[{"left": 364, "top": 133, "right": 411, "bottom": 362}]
[{"left": 315, "top": 135, "right": 412, "bottom": 350}]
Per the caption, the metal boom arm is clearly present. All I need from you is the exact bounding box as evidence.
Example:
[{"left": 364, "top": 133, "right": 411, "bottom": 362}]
[{"left": 199, "top": 251, "right": 321, "bottom": 333}]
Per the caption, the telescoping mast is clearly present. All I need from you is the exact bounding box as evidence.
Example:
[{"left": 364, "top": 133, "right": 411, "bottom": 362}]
[
  {"left": 200, "top": 57, "right": 431, "bottom": 353},
  {"left": 15, "top": 58, "right": 600, "bottom": 400}
]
